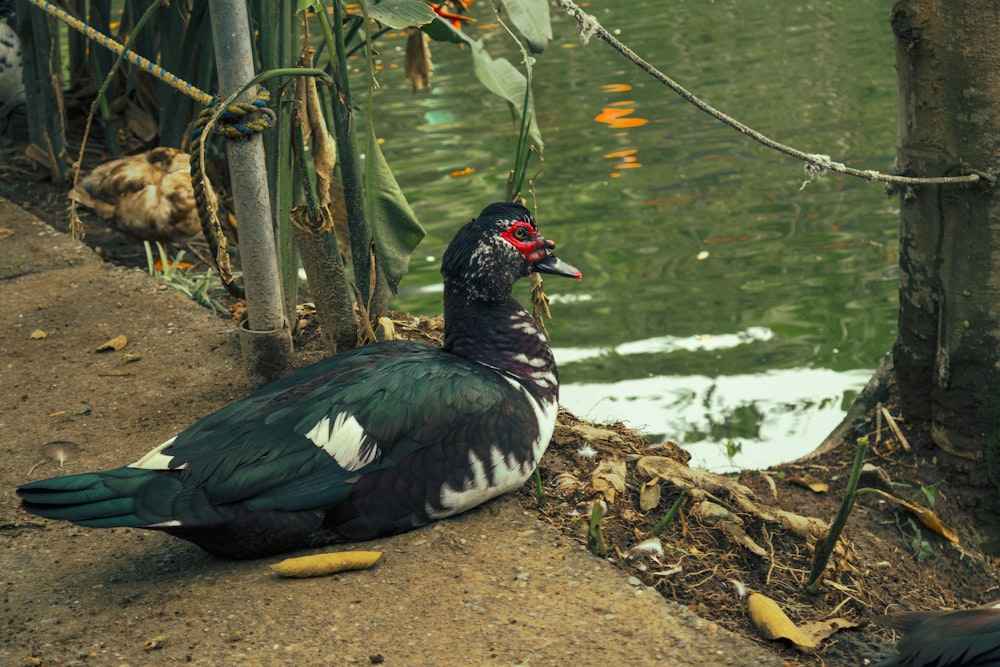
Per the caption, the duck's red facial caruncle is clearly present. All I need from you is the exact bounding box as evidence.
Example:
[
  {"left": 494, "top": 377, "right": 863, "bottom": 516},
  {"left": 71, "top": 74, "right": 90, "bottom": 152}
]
[
  {"left": 501, "top": 219, "right": 582, "bottom": 280},
  {"left": 501, "top": 220, "right": 546, "bottom": 260}
]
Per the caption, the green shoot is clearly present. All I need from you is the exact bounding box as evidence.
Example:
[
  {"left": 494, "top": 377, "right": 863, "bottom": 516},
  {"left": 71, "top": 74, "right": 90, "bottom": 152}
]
[
  {"left": 650, "top": 489, "right": 686, "bottom": 536},
  {"left": 805, "top": 436, "right": 868, "bottom": 594},
  {"left": 588, "top": 500, "right": 609, "bottom": 556}
]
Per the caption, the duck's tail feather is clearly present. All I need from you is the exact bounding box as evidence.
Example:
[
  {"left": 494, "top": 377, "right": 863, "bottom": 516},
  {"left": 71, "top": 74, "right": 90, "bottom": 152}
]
[{"left": 17, "top": 467, "right": 211, "bottom": 529}]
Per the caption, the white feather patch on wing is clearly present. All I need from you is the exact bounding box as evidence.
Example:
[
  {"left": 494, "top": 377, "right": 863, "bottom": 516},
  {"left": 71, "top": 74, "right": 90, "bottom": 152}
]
[
  {"left": 304, "top": 412, "right": 380, "bottom": 472},
  {"left": 128, "top": 436, "right": 188, "bottom": 470},
  {"left": 430, "top": 380, "right": 559, "bottom": 518}
]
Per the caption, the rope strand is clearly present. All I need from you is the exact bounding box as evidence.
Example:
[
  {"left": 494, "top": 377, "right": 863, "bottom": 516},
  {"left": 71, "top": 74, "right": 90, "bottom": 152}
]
[
  {"left": 552, "top": 0, "right": 992, "bottom": 188},
  {"left": 27, "top": 0, "right": 216, "bottom": 106}
]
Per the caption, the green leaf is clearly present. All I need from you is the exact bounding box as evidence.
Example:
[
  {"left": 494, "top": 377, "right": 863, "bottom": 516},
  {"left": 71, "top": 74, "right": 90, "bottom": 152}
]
[
  {"left": 421, "top": 16, "right": 472, "bottom": 44},
  {"left": 365, "top": 121, "right": 426, "bottom": 293},
  {"left": 500, "top": 0, "right": 552, "bottom": 52},
  {"left": 368, "top": 0, "right": 438, "bottom": 29},
  {"left": 469, "top": 39, "right": 543, "bottom": 151}
]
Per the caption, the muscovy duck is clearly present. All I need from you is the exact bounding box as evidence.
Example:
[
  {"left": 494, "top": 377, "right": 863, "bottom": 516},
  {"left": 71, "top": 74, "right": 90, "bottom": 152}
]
[
  {"left": 18, "top": 202, "right": 582, "bottom": 559},
  {"left": 70, "top": 147, "right": 217, "bottom": 245},
  {"left": 875, "top": 600, "right": 1000, "bottom": 666}
]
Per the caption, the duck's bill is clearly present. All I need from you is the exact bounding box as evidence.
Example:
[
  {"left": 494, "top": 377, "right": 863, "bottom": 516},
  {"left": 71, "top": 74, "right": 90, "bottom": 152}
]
[{"left": 534, "top": 255, "right": 582, "bottom": 279}]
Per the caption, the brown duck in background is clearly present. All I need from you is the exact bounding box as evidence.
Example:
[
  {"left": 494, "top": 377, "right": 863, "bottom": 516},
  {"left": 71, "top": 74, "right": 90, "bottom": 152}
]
[{"left": 71, "top": 147, "right": 226, "bottom": 246}]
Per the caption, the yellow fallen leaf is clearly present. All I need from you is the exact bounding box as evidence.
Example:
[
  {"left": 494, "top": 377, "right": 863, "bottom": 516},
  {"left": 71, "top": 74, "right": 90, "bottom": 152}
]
[
  {"left": 269, "top": 550, "right": 384, "bottom": 578},
  {"left": 30, "top": 329, "right": 47, "bottom": 339},
  {"left": 866, "top": 488, "right": 959, "bottom": 543},
  {"left": 96, "top": 334, "right": 128, "bottom": 352},
  {"left": 747, "top": 592, "right": 818, "bottom": 651}
]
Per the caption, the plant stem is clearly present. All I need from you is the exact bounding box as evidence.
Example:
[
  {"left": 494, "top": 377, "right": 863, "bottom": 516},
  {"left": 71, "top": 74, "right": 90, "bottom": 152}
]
[
  {"left": 806, "top": 437, "right": 869, "bottom": 593},
  {"left": 650, "top": 489, "right": 686, "bottom": 536},
  {"left": 495, "top": 5, "right": 537, "bottom": 201},
  {"left": 17, "top": 0, "right": 71, "bottom": 180},
  {"left": 319, "top": 1, "right": 387, "bottom": 324},
  {"left": 533, "top": 467, "right": 545, "bottom": 507},
  {"left": 588, "top": 500, "right": 608, "bottom": 556}
]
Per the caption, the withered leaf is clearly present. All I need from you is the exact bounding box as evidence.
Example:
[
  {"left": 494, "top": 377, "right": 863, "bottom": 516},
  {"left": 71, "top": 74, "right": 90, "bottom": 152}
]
[
  {"left": 787, "top": 475, "right": 829, "bottom": 494},
  {"left": 96, "top": 334, "right": 127, "bottom": 352},
  {"left": 125, "top": 103, "right": 158, "bottom": 143},
  {"left": 588, "top": 459, "right": 627, "bottom": 504},
  {"left": 269, "top": 550, "right": 383, "bottom": 578},
  {"left": 866, "top": 488, "right": 959, "bottom": 543},
  {"left": 798, "top": 617, "right": 862, "bottom": 643},
  {"left": 405, "top": 27, "right": 432, "bottom": 92},
  {"left": 639, "top": 478, "right": 661, "bottom": 511},
  {"left": 143, "top": 635, "right": 169, "bottom": 651},
  {"left": 748, "top": 592, "right": 818, "bottom": 651}
]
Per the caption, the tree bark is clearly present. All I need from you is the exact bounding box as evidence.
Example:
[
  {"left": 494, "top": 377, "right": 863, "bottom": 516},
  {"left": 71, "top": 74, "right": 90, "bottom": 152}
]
[{"left": 890, "top": 0, "right": 1000, "bottom": 533}]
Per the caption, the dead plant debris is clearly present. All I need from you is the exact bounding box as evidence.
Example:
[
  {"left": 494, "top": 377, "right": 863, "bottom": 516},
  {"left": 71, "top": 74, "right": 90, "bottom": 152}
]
[{"left": 520, "top": 406, "right": 1000, "bottom": 666}]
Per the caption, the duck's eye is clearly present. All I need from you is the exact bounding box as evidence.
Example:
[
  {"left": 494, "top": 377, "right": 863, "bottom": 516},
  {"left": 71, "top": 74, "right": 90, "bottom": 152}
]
[{"left": 512, "top": 224, "right": 530, "bottom": 241}]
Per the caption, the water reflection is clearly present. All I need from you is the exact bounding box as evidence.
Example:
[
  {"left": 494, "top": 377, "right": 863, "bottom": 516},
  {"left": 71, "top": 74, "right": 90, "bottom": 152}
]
[
  {"left": 558, "top": 366, "right": 871, "bottom": 473},
  {"left": 553, "top": 327, "right": 869, "bottom": 471}
]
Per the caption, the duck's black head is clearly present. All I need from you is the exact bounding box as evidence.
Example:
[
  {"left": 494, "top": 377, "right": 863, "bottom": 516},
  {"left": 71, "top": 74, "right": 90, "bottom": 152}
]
[{"left": 441, "top": 202, "right": 581, "bottom": 301}]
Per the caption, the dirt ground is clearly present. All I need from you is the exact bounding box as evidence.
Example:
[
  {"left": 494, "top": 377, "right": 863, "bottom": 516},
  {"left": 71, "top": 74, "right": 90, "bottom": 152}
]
[
  {"left": 1, "top": 155, "right": 998, "bottom": 667},
  {"left": 0, "top": 197, "right": 786, "bottom": 667}
]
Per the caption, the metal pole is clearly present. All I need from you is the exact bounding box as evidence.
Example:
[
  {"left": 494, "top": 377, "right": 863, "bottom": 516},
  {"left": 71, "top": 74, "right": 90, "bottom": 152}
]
[{"left": 208, "top": 0, "right": 292, "bottom": 382}]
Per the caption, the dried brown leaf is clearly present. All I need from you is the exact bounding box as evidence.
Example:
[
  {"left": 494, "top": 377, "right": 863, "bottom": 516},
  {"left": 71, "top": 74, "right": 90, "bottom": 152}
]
[
  {"left": 96, "top": 334, "right": 128, "bottom": 352},
  {"left": 747, "top": 592, "right": 818, "bottom": 651},
  {"left": 269, "top": 550, "right": 384, "bottom": 578},
  {"left": 797, "top": 617, "right": 862, "bottom": 644},
  {"left": 143, "top": 634, "right": 169, "bottom": 651},
  {"left": 866, "top": 488, "right": 959, "bottom": 543},
  {"left": 529, "top": 273, "right": 551, "bottom": 339},
  {"left": 588, "top": 459, "right": 627, "bottom": 504},
  {"left": 569, "top": 423, "right": 626, "bottom": 445},
  {"left": 639, "top": 478, "right": 661, "bottom": 511},
  {"left": 405, "top": 27, "right": 433, "bottom": 91},
  {"left": 126, "top": 104, "right": 158, "bottom": 143},
  {"left": 787, "top": 475, "right": 829, "bottom": 493}
]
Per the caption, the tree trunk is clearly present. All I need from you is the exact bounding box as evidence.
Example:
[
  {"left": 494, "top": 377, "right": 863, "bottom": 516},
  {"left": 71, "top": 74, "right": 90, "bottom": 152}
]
[{"left": 890, "top": 0, "right": 1000, "bottom": 538}]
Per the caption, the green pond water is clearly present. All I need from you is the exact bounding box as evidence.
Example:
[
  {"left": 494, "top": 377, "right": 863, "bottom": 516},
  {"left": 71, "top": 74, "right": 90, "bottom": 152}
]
[{"left": 367, "top": 1, "right": 898, "bottom": 470}]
